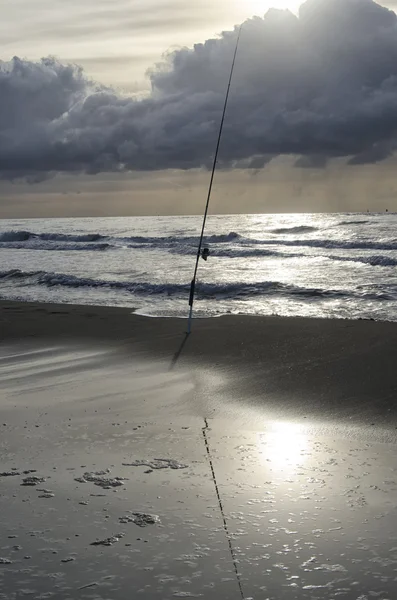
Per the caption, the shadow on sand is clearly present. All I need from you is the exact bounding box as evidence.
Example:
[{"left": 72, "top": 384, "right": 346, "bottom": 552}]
[{"left": 169, "top": 332, "right": 190, "bottom": 371}]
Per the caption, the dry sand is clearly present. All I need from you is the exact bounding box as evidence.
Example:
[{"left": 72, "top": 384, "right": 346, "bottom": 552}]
[{"left": 1, "top": 300, "right": 397, "bottom": 599}]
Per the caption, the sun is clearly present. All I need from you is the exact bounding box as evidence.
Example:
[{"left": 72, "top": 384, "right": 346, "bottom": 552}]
[{"left": 247, "top": 0, "right": 303, "bottom": 16}]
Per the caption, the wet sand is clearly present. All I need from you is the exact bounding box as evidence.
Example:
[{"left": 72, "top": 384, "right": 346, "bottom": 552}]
[
  {"left": 2, "top": 299, "right": 397, "bottom": 425},
  {"left": 1, "top": 300, "right": 397, "bottom": 599}
]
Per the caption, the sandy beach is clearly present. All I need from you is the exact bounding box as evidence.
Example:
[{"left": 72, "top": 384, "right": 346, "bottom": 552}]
[
  {"left": 4, "top": 0, "right": 397, "bottom": 597},
  {"left": 1, "top": 300, "right": 397, "bottom": 599}
]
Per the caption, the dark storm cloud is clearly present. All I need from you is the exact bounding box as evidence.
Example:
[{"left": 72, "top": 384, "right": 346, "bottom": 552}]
[
  {"left": 2, "top": 0, "right": 397, "bottom": 180},
  {"left": 294, "top": 155, "right": 328, "bottom": 169}
]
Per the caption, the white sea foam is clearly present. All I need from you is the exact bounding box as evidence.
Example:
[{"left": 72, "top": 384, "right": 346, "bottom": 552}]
[{"left": 1, "top": 213, "right": 396, "bottom": 321}]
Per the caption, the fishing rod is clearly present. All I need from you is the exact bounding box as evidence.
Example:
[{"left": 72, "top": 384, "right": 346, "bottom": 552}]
[{"left": 187, "top": 25, "right": 242, "bottom": 335}]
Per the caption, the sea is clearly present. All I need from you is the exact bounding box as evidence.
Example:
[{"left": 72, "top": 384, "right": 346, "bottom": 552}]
[{"left": 0, "top": 213, "right": 396, "bottom": 322}]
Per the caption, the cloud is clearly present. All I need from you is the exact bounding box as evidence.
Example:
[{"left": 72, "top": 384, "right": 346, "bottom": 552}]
[
  {"left": 2, "top": 0, "right": 397, "bottom": 181},
  {"left": 294, "top": 155, "right": 328, "bottom": 169},
  {"left": 0, "top": 0, "right": 237, "bottom": 90}
]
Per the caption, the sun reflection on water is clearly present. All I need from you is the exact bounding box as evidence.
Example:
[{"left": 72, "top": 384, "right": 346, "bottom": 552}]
[{"left": 258, "top": 422, "right": 309, "bottom": 470}]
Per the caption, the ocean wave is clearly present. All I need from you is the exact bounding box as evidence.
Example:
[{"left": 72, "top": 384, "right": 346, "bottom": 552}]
[
  {"left": 0, "top": 269, "right": 394, "bottom": 302},
  {"left": 206, "top": 248, "right": 286, "bottom": 258},
  {"left": 203, "top": 248, "right": 397, "bottom": 265},
  {"left": 206, "top": 231, "right": 240, "bottom": 242},
  {"left": 0, "top": 241, "right": 110, "bottom": 252},
  {"left": 0, "top": 229, "right": 241, "bottom": 250},
  {"left": 169, "top": 244, "right": 397, "bottom": 265},
  {"left": 0, "top": 230, "right": 32, "bottom": 242},
  {"left": 328, "top": 254, "right": 397, "bottom": 267},
  {"left": 39, "top": 233, "right": 105, "bottom": 242},
  {"left": 131, "top": 234, "right": 397, "bottom": 254},
  {"left": 125, "top": 231, "right": 241, "bottom": 246},
  {"left": 170, "top": 247, "right": 299, "bottom": 259},
  {"left": 0, "top": 230, "right": 105, "bottom": 243},
  {"left": 338, "top": 220, "right": 370, "bottom": 226},
  {"left": 271, "top": 226, "right": 318, "bottom": 234},
  {"left": 2, "top": 229, "right": 397, "bottom": 258},
  {"left": 254, "top": 238, "right": 397, "bottom": 251},
  {"left": 127, "top": 232, "right": 397, "bottom": 253}
]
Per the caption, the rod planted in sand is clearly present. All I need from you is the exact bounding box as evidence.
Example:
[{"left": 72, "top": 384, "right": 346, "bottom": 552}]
[{"left": 187, "top": 26, "right": 242, "bottom": 334}]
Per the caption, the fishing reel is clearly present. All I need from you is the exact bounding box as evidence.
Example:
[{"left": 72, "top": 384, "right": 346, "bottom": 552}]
[{"left": 201, "top": 247, "right": 210, "bottom": 261}]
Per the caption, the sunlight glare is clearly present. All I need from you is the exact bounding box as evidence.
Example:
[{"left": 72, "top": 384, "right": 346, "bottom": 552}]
[{"left": 258, "top": 422, "right": 309, "bottom": 470}]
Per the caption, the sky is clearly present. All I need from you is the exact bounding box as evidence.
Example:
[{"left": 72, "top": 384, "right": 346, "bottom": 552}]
[{"left": 1, "top": 0, "right": 397, "bottom": 217}]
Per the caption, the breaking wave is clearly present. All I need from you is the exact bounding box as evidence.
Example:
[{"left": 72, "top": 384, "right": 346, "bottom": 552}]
[
  {"left": 255, "top": 238, "right": 397, "bottom": 251},
  {"left": 271, "top": 226, "right": 318, "bottom": 234},
  {"left": 168, "top": 246, "right": 293, "bottom": 259},
  {"left": 338, "top": 220, "right": 370, "bottom": 226},
  {"left": 0, "top": 269, "right": 395, "bottom": 302},
  {"left": 0, "top": 230, "right": 105, "bottom": 243},
  {"left": 2, "top": 229, "right": 397, "bottom": 265},
  {"left": 328, "top": 254, "right": 397, "bottom": 267},
  {"left": 125, "top": 233, "right": 397, "bottom": 254},
  {"left": 0, "top": 241, "right": 110, "bottom": 251},
  {"left": 126, "top": 231, "right": 241, "bottom": 246},
  {"left": 0, "top": 229, "right": 242, "bottom": 251}
]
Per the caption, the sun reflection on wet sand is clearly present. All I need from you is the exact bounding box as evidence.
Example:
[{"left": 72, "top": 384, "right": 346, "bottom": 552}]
[{"left": 258, "top": 422, "right": 310, "bottom": 470}]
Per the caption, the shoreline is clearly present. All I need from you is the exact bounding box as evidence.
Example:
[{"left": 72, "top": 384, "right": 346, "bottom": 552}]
[{"left": 2, "top": 298, "right": 397, "bottom": 427}]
